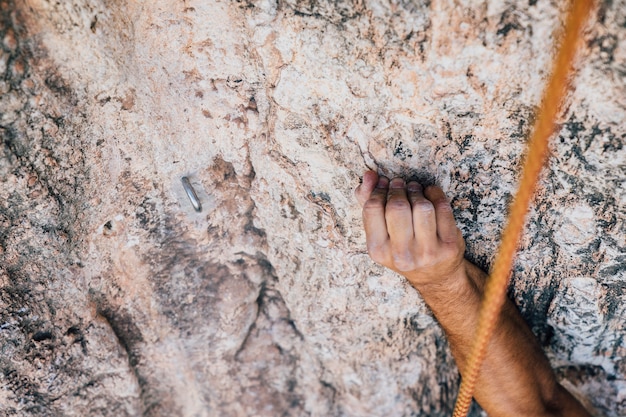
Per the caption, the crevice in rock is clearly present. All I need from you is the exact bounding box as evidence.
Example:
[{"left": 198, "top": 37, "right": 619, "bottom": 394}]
[
  {"left": 95, "top": 302, "right": 163, "bottom": 417},
  {"left": 96, "top": 304, "right": 143, "bottom": 371},
  {"left": 235, "top": 255, "right": 305, "bottom": 361},
  {"left": 234, "top": 280, "right": 266, "bottom": 361}
]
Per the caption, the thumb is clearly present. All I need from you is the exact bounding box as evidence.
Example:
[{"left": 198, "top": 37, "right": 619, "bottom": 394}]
[{"left": 355, "top": 170, "right": 379, "bottom": 207}]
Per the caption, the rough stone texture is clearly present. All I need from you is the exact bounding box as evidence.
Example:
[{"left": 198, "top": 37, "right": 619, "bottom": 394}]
[{"left": 0, "top": 0, "right": 624, "bottom": 416}]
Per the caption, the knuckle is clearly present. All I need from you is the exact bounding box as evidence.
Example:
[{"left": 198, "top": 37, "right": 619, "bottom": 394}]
[
  {"left": 392, "top": 253, "right": 416, "bottom": 272},
  {"left": 412, "top": 200, "right": 434, "bottom": 213},
  {"left": 367, "top": 243, "right": 388, "bottom": 262},
  {"left": 386, "top": 198, "right": 411, "bottom": 211},
  {"left": 372, "top": 186, "right": 389, "bottom": 195},
  {"left": 440, "top": 244, "right": 460, "bottom": 258},
  {"left": 434, "top": 200, "right": 452, "bottom": 212},
  {"left": 407, "top": 182, "right": 423, "bottom": 193},
  {"left": 363, "top": 198, "right": 384, "bottom": 212},
  {"left": 424, "top": 185, "right": 442, "bottom": 195},
  {"left": 416, "top": 247, "right": 438, "bottom": 265},
  {"left": 441, "top": 227, "right": 463, "bottom": 244}
]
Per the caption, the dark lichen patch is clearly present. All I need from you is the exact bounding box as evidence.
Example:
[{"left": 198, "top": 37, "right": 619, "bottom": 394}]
[
  {"left": 280, "top": 193, "right": 300, "bottom": 219},
  {"left": 600, "top": 280, "right": 626, "bottom": 321},
  {"left": 393, "top": 140, "right": 413, "bottom": 160},
  {"left": 516, "top": 284, "right": 558, "bottom": 344},
  {"left": 589, "top": 33, "right": 618, "bottom": 65},
  {"left": 507, "top": 105, "right": 535, "bottom": 141},
  {"left": 310, "top": 190, "right": 331, "bottom": 203},
  {"left": 0, "top": 3, "right": 136, "bottom": 415},
  {"left": 32, "top": 330, "right": 54, "bottom": 342},
  {"left": 1, "top": 367, "right": 51, "bottom": 413},
  {"left": 599, "top": 261, "right": 626, "bottom": 279},
  {"left": 0, "top": 13, "right": 87, "bottom": 247},
  {"left": 90, "top": 14, "right": 98, "bottom": 33},
  {"left": 456, "top": 134, "right": 474, "bottom": 154},
  {"left": 560, "top": 114, "right": 623, "bottom": 158},
  {"left": 44, "top": 73, "right": 74, "bottom": 100},
  {"left": 283, "top": 0, "right": 366, "bottom": 24},
  {"left": 495, "top": 9, "right": 523, "bottom": 39},
  {"left": 134, "top": 196, "right": 166, "bottom": 239},
  {"left": 226, "top": 74, "right": 244, "bottom": 89},
  {"left": 65, "top": 325, "right": 87, "bottom": 350}
]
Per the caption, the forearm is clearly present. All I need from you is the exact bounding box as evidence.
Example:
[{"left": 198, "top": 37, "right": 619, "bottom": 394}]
[{"left": 411, "top": 260, "right": 590, "bottom": 417}]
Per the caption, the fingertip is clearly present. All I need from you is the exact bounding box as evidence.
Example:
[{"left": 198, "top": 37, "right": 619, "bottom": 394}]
[
  {"left": 424, "top": 186, "right": 458, "bottom": 243},
  {"left": 355, "top": 171, "right": 380, "bottom": 206},
  {"left": 407, "top": 181, "right": 423, "bottom": 193},
  {"left": 389, "top": 177, "right": 405, "bottom": 189},
  {"left": 423, "top": 185, "right": 451, "bottom": 211},
  {"left": 424, "top": 185, "right": 449, "bottom": 202},
  {"left": 363, "top": 170, "right": 378, "bottom": 183}
]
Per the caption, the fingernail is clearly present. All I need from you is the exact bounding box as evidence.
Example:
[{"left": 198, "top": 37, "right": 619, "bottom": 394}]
[
  {"left": 407, "top": 182, "right": 422, "bottom": 192},
  {"left": 390, "top": 178, "right": 404, "bottom": 188},
  {"left": 376, "top": 177, "right": 389, "bottom": 188}
]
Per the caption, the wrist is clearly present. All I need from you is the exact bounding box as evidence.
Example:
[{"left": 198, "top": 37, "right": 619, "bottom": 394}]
[
  {"left": 403, "top": 259, "right": 469, "bottom": 295},
  {"left": 407, "top": 260, "right": 482, "bottom": 320}
]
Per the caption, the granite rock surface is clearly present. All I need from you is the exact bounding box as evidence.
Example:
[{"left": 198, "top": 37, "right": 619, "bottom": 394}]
[{"left": 0, "top": 0, "right": 624, "bottom": 416}]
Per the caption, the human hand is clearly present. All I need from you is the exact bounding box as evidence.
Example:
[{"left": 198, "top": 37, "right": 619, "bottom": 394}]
[
  {"left": 355, "top": 171, "right": 592, "bottom": 417},
  {"left": 355, "top": 171, "right": 466, "bottom": 291}
]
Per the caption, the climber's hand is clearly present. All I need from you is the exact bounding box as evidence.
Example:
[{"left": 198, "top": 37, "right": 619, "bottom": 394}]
[{"left": 355, "top": 170, "right": 466, "bottom": 290}]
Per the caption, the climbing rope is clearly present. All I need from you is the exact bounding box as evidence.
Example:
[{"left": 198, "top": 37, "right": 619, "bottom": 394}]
[{"left": 451, "top": 1, "right": 594, "bottom": 416}]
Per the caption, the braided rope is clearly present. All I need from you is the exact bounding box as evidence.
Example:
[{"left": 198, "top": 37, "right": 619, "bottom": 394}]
[{"left": 451, "top": 1, "right": 594, "bottom": 416}]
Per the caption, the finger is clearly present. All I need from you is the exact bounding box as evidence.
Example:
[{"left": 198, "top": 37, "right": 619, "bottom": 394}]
[
  {"left": 385, "top": 178, "right": 413, "bottom": 240},
  {"left": 407, "top": 181, "right": 437, "bottom": 245},
  {"left": 355, "top": 170, "right": 379, "bottom": 207},
  {"left": 385, "top": 178, "right": 415, "bottom": 269},
  {"left": 424, "top": 185, "right": 458, "bottom": 243},
  {"left": 362, "top": 176, "right": 390, "bottom": 261}
]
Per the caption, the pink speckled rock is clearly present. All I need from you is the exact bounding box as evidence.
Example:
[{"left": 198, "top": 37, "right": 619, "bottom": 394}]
[{"left": 0, "top": 1, "right": 624, "bottom": 416}]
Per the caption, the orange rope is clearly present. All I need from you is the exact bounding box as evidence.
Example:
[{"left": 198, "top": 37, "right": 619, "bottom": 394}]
[{"left": 451, "top": 1, "right": 594, "bottom": 416}]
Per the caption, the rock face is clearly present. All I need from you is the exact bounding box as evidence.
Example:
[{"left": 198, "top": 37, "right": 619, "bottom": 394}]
[{"left": 0, "top": 0, "right": 624, "bottom": 416}]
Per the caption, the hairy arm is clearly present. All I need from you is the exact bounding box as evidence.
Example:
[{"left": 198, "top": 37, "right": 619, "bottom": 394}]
[{"left": 355, "top": 171, "right": 590, "bottom": 417}]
